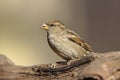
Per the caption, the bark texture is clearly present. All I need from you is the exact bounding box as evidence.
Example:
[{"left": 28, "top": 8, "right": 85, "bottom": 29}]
[{"left": 0, "top": 51, "right": 120, "bottom": 80}]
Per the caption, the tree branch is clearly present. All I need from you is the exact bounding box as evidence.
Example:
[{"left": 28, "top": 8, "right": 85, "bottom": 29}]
[{"left": 0, "top": 51, "right": 120, "bottom": 80}]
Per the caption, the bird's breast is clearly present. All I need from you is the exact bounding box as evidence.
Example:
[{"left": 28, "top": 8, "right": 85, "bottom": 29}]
[
  {"left": 48, "top": 34, "right": 87, "bottom": 59},
  {"left": 48, "top": 35, "right": 77, "bottom": 53}
]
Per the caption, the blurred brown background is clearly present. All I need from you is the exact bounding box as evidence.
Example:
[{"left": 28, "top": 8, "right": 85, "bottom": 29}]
[{"left": 0, "top": 0, "right": 120, "bottom": 66}]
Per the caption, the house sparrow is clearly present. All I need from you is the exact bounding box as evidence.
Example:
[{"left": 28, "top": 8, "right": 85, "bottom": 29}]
[{"left": 40, "top": 20, "right": 93, "bottom": 61}]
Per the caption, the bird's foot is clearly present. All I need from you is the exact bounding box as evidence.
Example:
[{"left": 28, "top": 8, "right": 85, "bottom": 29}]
[
  {"left": 49, "top": 61, "right": 67, "bottom": 68},
  {"left": 67, "top": 59, "right": 80, "bottom": 65}
]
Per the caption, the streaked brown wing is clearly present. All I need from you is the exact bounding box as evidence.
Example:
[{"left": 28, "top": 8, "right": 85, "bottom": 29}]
[{"left": 66, "top": 30, "right": 93, "bottom": 52}]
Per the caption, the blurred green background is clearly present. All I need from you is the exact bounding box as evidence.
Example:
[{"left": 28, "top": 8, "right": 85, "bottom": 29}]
[{"left": 0, "top": 0, "right": 120, "bottom": 66}]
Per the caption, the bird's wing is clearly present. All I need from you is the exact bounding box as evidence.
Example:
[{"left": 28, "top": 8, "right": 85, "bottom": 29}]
[{"left": 66, "top": 29, "right": 93, "bottom": 52}]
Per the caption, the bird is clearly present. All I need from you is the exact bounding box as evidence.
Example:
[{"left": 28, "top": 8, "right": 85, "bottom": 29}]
[{"left": 40, "top": 20, "right": 93, "bottom": 61}]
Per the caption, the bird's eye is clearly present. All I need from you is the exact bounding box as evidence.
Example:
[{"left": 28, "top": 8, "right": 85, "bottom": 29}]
[{"left": 50, "top": 24, "right": 54, "bottom": 26}]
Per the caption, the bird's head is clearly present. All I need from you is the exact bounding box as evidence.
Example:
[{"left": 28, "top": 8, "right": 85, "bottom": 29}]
[{"left": 40, "top": 20, "right": 66, "bottom": 33}]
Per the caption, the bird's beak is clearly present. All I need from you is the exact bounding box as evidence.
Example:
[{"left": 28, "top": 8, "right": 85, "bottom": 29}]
[{"left": 40, "top": 23, "right": 49, "bottom": 30}]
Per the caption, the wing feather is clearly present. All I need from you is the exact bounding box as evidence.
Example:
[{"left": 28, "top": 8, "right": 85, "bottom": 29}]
[{"left": 66, "top": 29, "right": 93, "bottom": 52}]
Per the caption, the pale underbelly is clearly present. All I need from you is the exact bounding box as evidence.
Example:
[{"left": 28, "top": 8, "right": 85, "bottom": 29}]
[{"left": 49, "top": 38, "right": 87, "bottom": 59}]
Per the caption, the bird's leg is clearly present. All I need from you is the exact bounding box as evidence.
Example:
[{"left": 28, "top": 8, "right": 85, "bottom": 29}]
[
  {"left": 49, "top": 61, "right": 67, "bottom": 68},
  {"left": 67, "top": 58, "right": 80, "bottom": 65}
]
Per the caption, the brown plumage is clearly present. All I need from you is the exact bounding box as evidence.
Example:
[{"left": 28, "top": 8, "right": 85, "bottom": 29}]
[
  {"left": 66, "top": 30, "right": 93, "bottom": 52},
  {"left": 40, "top": 20, "right": 94, "bottom": 61}
]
